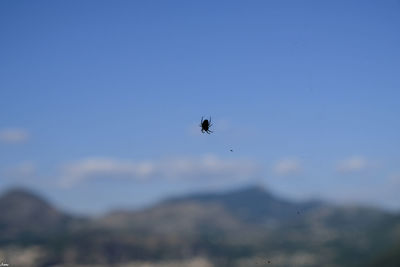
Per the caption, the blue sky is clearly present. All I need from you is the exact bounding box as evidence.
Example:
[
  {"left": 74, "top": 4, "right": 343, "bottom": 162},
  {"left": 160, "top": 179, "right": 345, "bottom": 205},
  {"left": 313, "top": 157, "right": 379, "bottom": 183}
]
[{"left": 1, "top": 0, "right": 400, "bottom": 214}]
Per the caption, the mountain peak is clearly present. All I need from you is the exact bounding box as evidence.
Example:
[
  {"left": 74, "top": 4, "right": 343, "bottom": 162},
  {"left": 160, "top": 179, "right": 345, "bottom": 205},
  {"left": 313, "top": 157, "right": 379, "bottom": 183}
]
[
  {"left": 1, "top": 187, "right": 48, "bottom": 204},
  {"left": 161, "top": 185, "right": 301, "bottom": 224},
  {"left": 0, "top": 187, "right": 70, "bottom": 237},
  {"left": 225, "top": 185, "right": 270, "bottom": 196}
]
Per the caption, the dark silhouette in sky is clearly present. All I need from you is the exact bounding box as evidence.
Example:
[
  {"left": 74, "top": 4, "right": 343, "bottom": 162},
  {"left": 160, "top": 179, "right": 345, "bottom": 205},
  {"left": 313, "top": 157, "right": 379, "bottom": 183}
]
[{"left": 200, "top": 116, "right": 213, "bottom": 134}]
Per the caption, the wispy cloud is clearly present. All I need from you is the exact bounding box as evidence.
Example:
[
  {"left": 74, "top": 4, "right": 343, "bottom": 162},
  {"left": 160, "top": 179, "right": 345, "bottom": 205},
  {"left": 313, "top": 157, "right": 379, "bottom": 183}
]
[
  {"left": 60, "top": 155, "right": 260, "bottom": 187},
  {"left": 0, "top": 128, "right": 30, "bottom": 144},
  {"left": 389, "top": 173, "right": 400, "bottom": 185},
  {"left": 336, "top": 156, "right": 368, "bottom": 173},
  {"left": 273, "top": 158, "right": 302, "bottom": 176}
]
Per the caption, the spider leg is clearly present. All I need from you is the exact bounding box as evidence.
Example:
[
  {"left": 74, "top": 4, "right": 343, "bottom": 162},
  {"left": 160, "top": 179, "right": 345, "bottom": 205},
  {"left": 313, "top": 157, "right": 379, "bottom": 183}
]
[{"left": 200, "top": 116, "right": 204, "bottom": 124}]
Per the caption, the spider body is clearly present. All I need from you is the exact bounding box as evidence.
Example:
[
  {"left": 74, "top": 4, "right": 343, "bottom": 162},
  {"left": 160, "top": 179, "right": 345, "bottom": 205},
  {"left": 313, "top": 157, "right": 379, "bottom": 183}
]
[{"left": 200, "top": 116, "right": 213, "bottom": 134}]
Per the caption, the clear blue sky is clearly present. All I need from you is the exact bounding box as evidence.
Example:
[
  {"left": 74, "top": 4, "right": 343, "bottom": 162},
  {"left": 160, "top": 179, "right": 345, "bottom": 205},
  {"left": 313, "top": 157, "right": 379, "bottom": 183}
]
[{"left": 1, "top": 0, "right": 399, "bottom": 214}]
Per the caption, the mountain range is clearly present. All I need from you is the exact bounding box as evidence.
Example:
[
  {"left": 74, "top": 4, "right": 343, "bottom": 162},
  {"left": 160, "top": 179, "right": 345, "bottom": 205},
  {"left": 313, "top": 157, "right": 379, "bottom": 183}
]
[{"left": 0, "top": 186, "right": 399, "bottom": 267}]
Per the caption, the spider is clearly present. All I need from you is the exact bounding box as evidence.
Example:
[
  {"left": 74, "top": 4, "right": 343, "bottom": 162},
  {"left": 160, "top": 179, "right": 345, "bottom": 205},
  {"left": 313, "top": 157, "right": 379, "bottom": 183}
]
[{"left": 200, "top": 116, "right": 213, "bottom": 134}]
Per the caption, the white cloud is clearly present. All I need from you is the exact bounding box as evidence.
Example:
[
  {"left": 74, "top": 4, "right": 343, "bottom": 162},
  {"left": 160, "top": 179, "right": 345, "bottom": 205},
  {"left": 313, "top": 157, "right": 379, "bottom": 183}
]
[
  {"left": 60, "top": 155, "right": 260, "bottom": 187},
  {"left": 273, "top": 158, "right": 302, "bottom": 176},
  {"left": 389, "top": 173, "right": 400, "bottom": 185},
  {"left": 0, "top": 128, "right": 30, "bottom": 144},
  {"left": 336, "top": 156, "right": 368, "bottom": 173}
]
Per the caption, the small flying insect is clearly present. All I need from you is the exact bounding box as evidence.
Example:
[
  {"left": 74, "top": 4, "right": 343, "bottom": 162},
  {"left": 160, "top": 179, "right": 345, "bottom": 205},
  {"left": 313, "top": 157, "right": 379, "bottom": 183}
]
[{"left": 200, "top": 116, "right": 213, "bottom": 134}]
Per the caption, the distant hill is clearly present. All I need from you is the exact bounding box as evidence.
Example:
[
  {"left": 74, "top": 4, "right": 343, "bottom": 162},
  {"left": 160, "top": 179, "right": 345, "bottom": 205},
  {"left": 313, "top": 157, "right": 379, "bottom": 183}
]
[
  {"left": 165, "top": 186, "right": 324, "bottom": 223},
  {"left": 0, "top": 188, "right": 74, "bottom": 243},
  {"left": 99, "top": 186, "right": 324, "bottom": 235},
  {"left": 0, "top": 186, "right": 399, "bottom": 267}
]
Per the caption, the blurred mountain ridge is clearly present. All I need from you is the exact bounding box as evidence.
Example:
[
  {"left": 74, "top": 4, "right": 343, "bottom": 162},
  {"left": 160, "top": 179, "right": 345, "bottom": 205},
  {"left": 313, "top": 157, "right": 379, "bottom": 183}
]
[
  {"left": 0, "top": 186, "right": 399, "bottom": 266},
  {"left": 0, "top": 188, "right": 76, "bottom": 242}
]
